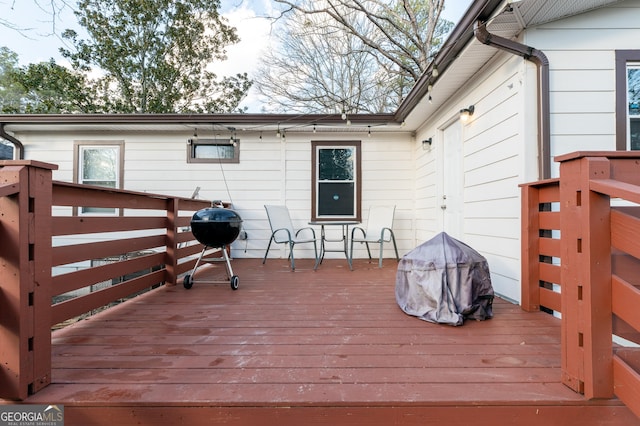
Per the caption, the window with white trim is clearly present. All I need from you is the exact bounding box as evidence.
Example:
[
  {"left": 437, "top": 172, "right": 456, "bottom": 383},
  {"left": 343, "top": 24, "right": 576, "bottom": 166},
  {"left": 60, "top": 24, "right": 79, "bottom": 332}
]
[{"left": 74, "top": 141, "right": 124, "bottom": 215}]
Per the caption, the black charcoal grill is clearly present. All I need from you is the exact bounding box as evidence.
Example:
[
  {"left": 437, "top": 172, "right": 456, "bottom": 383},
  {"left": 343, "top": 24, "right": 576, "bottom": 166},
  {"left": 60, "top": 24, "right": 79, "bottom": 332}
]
[{"left": 183, "top": 207, "right": 243, "bottom": 290}]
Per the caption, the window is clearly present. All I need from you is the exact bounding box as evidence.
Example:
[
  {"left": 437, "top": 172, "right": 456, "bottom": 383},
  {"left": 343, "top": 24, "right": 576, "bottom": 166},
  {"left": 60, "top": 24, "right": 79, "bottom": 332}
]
[
  {"left": 628, "top": 64, "right": 640, "bottom": 150},
  {"left": 74, "top": 141, "right": 124, "bottom": 215},
  {"left": 0, "top": 140, "right": 13, "bottom": 160},
  {"left": 615, "top": 51, "right": 640, "bottom": 150},
  {"left": 311, "top": 141, "right": 361, "bottom": 222},
  {"left": 187, "top": 138, "right": 240, "bottom": 163}
]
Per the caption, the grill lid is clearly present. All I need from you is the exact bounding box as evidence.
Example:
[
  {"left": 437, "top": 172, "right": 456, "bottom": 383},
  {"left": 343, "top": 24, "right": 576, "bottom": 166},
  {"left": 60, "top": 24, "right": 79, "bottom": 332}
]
[{"left": 190, "top": 207, "right": 242, "bottom": 247}]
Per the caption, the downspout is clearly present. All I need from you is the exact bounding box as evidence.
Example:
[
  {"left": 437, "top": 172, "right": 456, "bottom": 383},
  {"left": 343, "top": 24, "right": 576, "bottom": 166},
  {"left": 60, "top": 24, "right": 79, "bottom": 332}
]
[
  {"left": 474, "top": 20, "right": 551, "bottom": 179},
  {"left": 0, "top": 123, "right": 24, "bottom": 160}
]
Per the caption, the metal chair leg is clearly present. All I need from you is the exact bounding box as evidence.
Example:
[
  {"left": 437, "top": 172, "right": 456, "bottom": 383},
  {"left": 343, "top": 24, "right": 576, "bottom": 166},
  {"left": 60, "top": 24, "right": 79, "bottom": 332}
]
[{"left": 263, "top": 236, "right": 274, "bottom": 264}]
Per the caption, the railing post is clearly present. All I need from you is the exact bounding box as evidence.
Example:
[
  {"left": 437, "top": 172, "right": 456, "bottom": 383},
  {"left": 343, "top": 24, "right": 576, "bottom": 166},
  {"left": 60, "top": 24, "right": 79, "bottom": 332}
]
[
  {"left": 0, "top": 160, "right": 56, "bottom": 400},
  {"left": 521, "top": 182, "right": 541, "bottom": 312},
  {"left": 558, "top": 154, "right": 613, "bottom": 399},
  {"left": 164, "top": 197, "right": 179, "bottom": 286}
]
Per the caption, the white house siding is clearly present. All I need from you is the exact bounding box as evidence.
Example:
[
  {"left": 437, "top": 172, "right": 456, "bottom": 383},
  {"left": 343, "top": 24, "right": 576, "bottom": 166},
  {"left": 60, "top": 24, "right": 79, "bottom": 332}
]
[
  {"left": 18, "top": 128, "right": 415, "bottom": 264},
  {"left": 357, "top": 132, "right": 416, "bottom": 259},
  {"left": 525, "top": 0, "right": 640, "bottom": 177},
  {"left": 405, "top": 0, "right": 640, "bottom": 304},
  {"left": 410, "top": 52, "right": 534, "bottom": 302}
]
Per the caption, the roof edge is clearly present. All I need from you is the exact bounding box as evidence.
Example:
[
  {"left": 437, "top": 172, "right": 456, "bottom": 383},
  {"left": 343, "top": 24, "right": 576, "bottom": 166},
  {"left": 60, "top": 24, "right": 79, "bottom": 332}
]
[
  {"left": 0, "top": 113, "right": 396, "bottom": 127},
  {"left": 394, "top": 0, "right": 505, "bottom": 122}
]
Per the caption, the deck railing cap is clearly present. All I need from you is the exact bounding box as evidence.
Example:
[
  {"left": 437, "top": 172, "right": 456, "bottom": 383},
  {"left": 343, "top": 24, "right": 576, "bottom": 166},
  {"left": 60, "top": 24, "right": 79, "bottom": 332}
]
[
  {"left": 0, "top": 160, "right": 58, "bottom": 170},
  {"left": 555, "top": 151, "right": 640, "bottom": 163}
]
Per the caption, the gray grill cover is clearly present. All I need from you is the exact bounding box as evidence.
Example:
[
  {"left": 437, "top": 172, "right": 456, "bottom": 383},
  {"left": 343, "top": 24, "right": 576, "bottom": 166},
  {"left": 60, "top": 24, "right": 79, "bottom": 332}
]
[{"left": 395, "top": 232, "right": 494, "bottom": 326}]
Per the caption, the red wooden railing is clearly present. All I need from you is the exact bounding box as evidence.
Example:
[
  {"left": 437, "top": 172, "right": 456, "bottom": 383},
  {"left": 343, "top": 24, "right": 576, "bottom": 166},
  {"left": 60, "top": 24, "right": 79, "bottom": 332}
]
[
  {"left": 0, "top": 160, "right": 216, "bottom": 400},
  {"left": 520, "top": 177, "right": 561, "bottom": 313},
  {"left": 521, "top": 152, "right": 640, "bottom": 418}
]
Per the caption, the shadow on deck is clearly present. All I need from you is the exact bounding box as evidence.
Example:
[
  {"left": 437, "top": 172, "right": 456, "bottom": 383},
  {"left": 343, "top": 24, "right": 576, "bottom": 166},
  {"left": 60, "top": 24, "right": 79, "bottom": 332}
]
[{"left": 13, "top": 258, "right": 637, "bottom": 425}]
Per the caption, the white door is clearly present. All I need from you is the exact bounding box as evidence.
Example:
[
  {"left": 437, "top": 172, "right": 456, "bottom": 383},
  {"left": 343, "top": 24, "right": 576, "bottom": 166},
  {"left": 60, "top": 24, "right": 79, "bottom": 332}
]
[{"left": 441, "top": 120, "right": 463, "bottom": 239}]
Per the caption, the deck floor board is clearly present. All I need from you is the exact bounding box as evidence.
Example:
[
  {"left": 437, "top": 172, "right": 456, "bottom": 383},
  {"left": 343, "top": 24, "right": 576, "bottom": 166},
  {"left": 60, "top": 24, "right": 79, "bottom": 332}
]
[{"left": 14, "top": 259, "right": 640, "bottom": 425}]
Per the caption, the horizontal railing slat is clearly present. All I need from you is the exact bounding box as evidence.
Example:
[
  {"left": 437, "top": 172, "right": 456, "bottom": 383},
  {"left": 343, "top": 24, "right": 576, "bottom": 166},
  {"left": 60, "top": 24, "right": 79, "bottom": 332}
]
[
  {"left": 53, "top": 182, "right": 171, "bottom": 210},
  {"left": 612, "top": 274, "right": 640, "bottom": 333},
  {"left": 52, "top": 235, "right": 166, "bottom": 266},
  {"left": 0, "top": 181, "right": 20, "bottom": 197},
  {"left": 537, "top": 181, "right": 560, "bottom": 203},
  {"left": 539, "top": 287, "right": 561, "bottom": 313},
  {"left": 177, "top": 231, "right": 197, "bottom": 245},
  {"left": 539, "top": 262, "right": 561, "bottom": 286},
  {"left": 590, "top": 178, "right": 640, "bottom": 205},
  {"left": 613, "top": 352, "right": 640, "bottom": 419},
  {"left": 538, "top": 237, "right": 561, "bottom": 258},
  {"left": 611, "top": 209, "right": 640, "bottom": 260},
  {"left": 51, "top": 269, "right": 166, "bottom": 326},
  {"left": 53, "top": 216, "right": 168, "bottom": 236},
  {"left": 176, "top": 216, "right": 193, "bottom": 228},
  {"left": 177, "top": 242, "right": 206, "bottom": 260},
  {"left": 52, "top": 251, "right": 165, "bottom": 296},
  {"left": 539, "top": 211, "right": 560, "bottom": 230}
]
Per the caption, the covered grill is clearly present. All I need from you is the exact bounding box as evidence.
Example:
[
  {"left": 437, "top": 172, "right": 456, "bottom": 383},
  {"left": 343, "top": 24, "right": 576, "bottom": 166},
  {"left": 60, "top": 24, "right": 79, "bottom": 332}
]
[
  {"left": 395, "top": 232, "right": 494, "bottom": 326},
  {"left": 183, "top": 207, "right": 243, "bottom": 290}
]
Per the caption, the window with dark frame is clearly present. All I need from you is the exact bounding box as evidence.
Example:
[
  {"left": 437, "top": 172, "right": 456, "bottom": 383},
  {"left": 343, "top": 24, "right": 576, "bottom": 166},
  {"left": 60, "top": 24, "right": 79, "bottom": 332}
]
[
  {"left": 615, "top": 51, "right": 640, "bottom": 150},
  {"left": 187, "top": 138, "right": 240, "bottom": 163},
  {"left": 311, "top": 141, "right": 361, "bottom": 222},
  {"left": 628, "top": 64, "right": 640, "bottom": 150}
]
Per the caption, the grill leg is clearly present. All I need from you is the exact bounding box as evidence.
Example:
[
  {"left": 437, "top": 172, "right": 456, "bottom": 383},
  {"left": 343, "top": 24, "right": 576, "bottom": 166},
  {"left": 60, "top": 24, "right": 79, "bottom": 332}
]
[
  {"left": 190, "top": 246, "right": 209, "bottom": 281},
  {"left": 221, "top": 245, "right": 234, "bottom": 278}
]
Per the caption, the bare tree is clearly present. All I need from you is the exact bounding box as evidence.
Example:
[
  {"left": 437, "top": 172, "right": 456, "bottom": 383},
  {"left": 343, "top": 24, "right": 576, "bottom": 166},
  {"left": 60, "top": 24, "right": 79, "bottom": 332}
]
[
  {"left": 256, "top": 7, "right": 395, "bottom": 114},
  {"left": 1, "top": 0, "right": 74, "bottom": 34},
  {"left": 260, "top": 0, "right": 451, "bottom": 113}
]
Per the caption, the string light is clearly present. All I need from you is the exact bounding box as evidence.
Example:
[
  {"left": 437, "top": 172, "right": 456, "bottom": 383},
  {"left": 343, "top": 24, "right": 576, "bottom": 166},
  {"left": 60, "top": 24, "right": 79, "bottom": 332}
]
[{"left": 229, "top": 127, "right": 236, "bottom": 145}]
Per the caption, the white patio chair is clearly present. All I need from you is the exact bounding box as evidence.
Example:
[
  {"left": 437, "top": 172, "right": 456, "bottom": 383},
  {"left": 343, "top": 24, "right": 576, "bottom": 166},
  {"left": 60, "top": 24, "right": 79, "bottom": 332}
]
[
  {"left": 263, "top": 205, "right": 319, "bottom": 271},
  {"left": 350, "top": 205, "right": 399, "bottom": 267}
]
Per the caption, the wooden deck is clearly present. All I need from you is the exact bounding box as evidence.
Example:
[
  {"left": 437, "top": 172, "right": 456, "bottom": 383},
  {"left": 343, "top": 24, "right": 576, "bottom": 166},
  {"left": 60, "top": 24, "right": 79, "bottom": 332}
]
[{"left": 13, "top": 258, "right": 639, "bottom": 425}]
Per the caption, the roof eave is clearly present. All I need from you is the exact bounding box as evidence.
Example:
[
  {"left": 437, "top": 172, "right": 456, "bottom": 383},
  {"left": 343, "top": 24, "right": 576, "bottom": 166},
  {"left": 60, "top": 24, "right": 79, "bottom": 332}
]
[
  {"left": 394, "top": 0, "right": 505, "bottom": 123},
  {"left": 0, "top": 112, "right": 396, "bottom": 127}
]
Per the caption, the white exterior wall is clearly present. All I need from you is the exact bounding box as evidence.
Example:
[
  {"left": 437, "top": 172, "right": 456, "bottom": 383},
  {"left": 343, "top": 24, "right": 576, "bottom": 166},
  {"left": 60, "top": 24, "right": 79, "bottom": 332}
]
[
  {"left": 18, "top": 129, "right": 415, "bottom": 262},
  {"left": 411, "top": 53, "right": 533, "bottom": 302},
  {"left": 16, "top": 0, "right": 640, "bottom": 299},
  {"left": 525, "top": 0, "right": 640, "bottom": 177},
  {"left": 409, "top": 0, "right": 640, "bottom": 303}
]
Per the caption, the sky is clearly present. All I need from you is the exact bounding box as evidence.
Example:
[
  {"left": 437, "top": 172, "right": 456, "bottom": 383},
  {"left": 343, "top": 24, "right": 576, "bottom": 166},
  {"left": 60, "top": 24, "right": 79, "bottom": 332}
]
[{"left": 0, "top": 0, "right": 473, "bottom": 112}]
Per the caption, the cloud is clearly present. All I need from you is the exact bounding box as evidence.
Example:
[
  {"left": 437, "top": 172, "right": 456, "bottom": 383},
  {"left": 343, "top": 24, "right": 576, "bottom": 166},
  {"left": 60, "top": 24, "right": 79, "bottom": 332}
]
[{"left": 214, "top": 1, "right": 277, "bottom": 111}]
